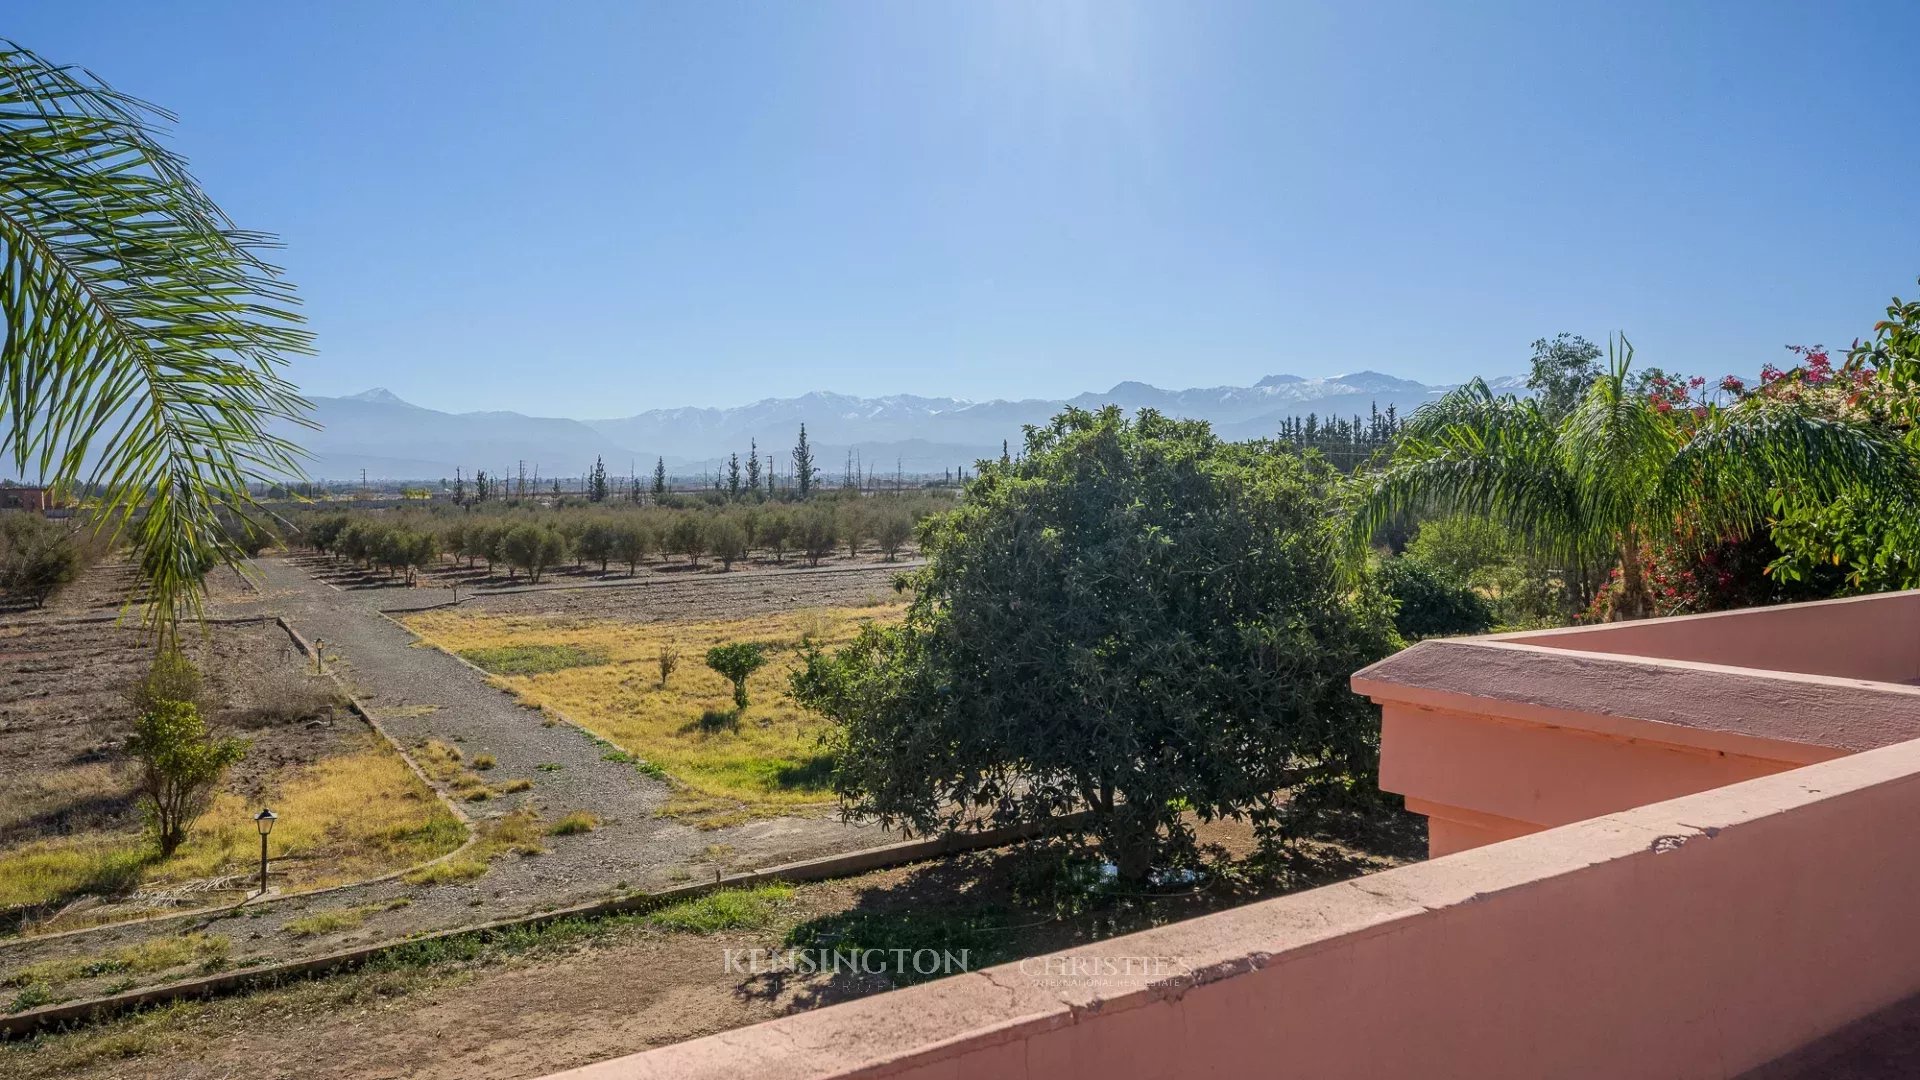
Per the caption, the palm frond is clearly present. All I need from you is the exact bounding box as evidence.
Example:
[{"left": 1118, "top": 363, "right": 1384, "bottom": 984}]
[
  {"left": 0, "top": 41, "right": 313, "bottom": 630},
  {"left": 1350, "top": 381, "right": 1604, "bottom": 561},
  {"left": 1661, "top": 396, "right": 1920, "bottom": 541},
  {"left": 1559, "top": 334, "right": 1676, "bottom": 543}
]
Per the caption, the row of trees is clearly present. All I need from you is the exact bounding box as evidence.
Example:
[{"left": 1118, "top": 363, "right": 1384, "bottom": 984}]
[{"left": 298, "top": 494, "right": 944, "bottom": 583}]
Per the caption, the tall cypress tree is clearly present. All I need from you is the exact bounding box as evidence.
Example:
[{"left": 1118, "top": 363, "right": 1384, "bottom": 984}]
[
  {"left": 746, "top": 438, "right": 761, "bottom": 493},
  {"left": 652, "top": 457, "right": 667, "bottom": 498},
  {"left": 589, "top": 456, "right": 608, "bottom": 502},
  {"left": 793, "top": 424, "right": 817, "bottom": 496}
]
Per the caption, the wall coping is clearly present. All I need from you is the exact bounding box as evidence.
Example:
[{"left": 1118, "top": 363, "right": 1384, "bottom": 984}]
[
  {"left": 542, "top": 733, "right": 1920, "bottom": 1080},
  {"left": 1353, "top": 637, "right": 1920, "bottom": 757}
]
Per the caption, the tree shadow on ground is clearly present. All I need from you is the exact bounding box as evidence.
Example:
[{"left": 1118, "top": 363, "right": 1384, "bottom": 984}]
[{"left": 728, "top": 805, "right": 1428, "bottom": 1014}]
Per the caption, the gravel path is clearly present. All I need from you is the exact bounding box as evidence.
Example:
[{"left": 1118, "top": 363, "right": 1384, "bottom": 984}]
[{"left": 0, "top": 556, "right": 882, "bottom": 1002}]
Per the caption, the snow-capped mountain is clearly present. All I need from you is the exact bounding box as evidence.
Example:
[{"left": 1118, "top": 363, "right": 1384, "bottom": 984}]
[{"left": 277, "top": 371, "right": 1516, "bottom": 482}]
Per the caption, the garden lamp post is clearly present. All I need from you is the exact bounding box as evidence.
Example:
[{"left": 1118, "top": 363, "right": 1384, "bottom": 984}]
[{"left": 254, "top": 808, "right": 277, "bottom": 895}]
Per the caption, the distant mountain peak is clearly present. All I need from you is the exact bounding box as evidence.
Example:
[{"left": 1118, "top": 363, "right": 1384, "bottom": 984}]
[
  {"left": 343, "top": 387, "right": 412, "bottom": 407},
  {"left": 1255, "top": 374, "right": 1304, "bottom": 387},
  {"left": 1328, "top": 370, "right": 1426, "bottom": 392}
]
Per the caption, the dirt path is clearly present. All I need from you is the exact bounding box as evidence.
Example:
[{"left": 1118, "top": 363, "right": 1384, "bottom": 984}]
[{"left": 0, "top": 556, "right": 881, "bottom": 1002}]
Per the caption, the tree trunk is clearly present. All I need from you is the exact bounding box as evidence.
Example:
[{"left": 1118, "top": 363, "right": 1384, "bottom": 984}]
[{"left": 1614, "top": 525, "right": 1652, "bottom": 621}]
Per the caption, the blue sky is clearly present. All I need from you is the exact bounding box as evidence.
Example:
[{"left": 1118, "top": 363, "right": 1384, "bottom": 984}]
[{"left": 11, "top": 2, "right": 1919, "bottom": 415}]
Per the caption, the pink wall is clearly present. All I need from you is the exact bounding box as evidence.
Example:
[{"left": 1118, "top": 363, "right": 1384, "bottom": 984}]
[
  {"left": 1377, "top": 704, "right": 1836, "bottom": 855},
  {"left": 542, "top": 737, "right": 1920, "bottom": 1080},
  {"left": 1505, "top": 589, "right": 1920, "bottom": 684}
]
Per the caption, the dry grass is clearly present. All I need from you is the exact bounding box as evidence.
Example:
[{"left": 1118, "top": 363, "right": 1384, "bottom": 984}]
[
  {"left": 3, "top": 932, "right": 229, "bottom": 991},
  {"left": 283, "top": 899, "right": 410, "bottom": 938},
  {"left": 2, "top": 737, "right": 464, "bottom": 931},
  {"left": 404, "top": 606, "right": 904, "bottom": 824},
  {"left": 0, "top": 765, "right": 131, "bottom": 839},
  {"left": 547, "top": 811, "right": 599, "bottom": 836},
  {"left": 402, "top": 807, "right": 544, "bottom": 887}
]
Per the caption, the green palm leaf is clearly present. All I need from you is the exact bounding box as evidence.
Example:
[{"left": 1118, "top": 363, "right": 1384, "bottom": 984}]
[{"left": 0, "top": 41, "right": 312, "bottom": 630}]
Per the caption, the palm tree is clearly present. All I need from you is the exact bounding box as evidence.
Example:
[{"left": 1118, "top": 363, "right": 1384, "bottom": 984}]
[
  {"left": 0, "top": 42, "right": 312, "bottom": 629},
  {"left": 1353, "top": 336, "right": 1913, "bottom": 620}
]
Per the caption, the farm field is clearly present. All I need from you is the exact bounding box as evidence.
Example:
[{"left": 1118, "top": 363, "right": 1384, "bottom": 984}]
[
  {"left": 402, "top": 602, "right": 906, "bottom": 827},
  {"left": 0, "top": 587, "right": 462, "bottom": 939}
]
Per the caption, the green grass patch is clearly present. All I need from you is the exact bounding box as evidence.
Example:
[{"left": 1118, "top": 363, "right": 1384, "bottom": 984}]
[
  {"left": 646, "top": 883, "right": 793, "bottom": 934},
  {"left": 3, "top": 933, "right": 229, "bottom": 993},
  {"left": 783, "top": 907, "right": 1010, "bottom": 985},
  {"left": 0, "top": 840, "right": 151, "bottom": 912},
  {"left": 456, "top": 643, "right": 610, "bottom": 676}
]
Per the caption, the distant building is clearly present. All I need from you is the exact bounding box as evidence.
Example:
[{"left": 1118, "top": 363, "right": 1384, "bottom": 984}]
[{"left": 0, "top": 486, "right": 49, "bottom": 512}]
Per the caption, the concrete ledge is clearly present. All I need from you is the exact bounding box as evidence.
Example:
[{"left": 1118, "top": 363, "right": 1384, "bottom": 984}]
[{"left": 540, "top": 735, "right": 1920, "bottom": 1080}]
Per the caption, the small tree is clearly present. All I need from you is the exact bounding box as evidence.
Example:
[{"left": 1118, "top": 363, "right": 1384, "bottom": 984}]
[
  {"left": 837, "top": 501, "right": 869, "bottom": 558},
  {"left": 127, "top": 699, "right": 248, "bottom": 856},
  {"left": 875, "top": 510, "right": 913, "bottom": 561},
  {"left": 503, "top": 524, "right": 565, "bottom": 583},
  {"left": 705, "top": 642, "right": 766, "bottom": 710},
  {"left": 760, "top": 510, "right": 793, "bottom": 563},
  {"left": 710, "top": 517, "right": 748, "bottom": 570},
  {"left": 668, "top": 515, "right": 707, "bottom": 566},
  {"left": 657, "top": 642, "right": 681, "bottom": 688},
  {"left": 613, "top": 520, "right": 652, "bottom": 575},
  {"left": 576, "top": 521, "right": 617, "bottom": 573},
  {"left": 798, "top": 507, "right": 836, "bottom": 566}
]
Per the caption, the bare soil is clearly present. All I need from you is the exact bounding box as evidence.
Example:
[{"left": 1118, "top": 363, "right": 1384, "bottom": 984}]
[
  {"left": 1, "top": 817, "right": 1422, "bottom": 1080},
  {"left": 0, "top": 604, "right": 346, "bottom": 856}
]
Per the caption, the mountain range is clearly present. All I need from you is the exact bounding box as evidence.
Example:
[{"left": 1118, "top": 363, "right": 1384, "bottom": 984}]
[{"left": 276, "top": 371, "right": 1526, "bottom": 483}]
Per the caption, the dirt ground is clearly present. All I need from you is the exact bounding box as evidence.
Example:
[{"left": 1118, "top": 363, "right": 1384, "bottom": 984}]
[
  {"left": 0, "top": 561, "right": 449, "bottom": 939},
  {"left": 0, "top": 613, "right": 346, "bottom": 850},
  {"left": 1, "top": 816, "right": 1423, "bottom": 1080}
]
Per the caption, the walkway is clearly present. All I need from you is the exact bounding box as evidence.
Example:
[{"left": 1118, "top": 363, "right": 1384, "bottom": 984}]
[{"left": 0, "top": 556, "right": 879, "bottom": 995}]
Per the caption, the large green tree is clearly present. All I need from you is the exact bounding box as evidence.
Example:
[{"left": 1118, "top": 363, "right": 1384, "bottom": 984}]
[
  {"left": 793, "top": 407, "right": 1397, "bottom": 882},
  {"left": 0, "top": 43, "right": 312, "bottom": 628},
  {"left": 1354, "top": 336, "right": 1911, "bottom": 620}
]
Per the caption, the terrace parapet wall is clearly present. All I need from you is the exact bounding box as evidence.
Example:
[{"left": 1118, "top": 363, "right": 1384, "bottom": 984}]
[{"left": 1353, "top": 589, "right": 1920, "bottom": 856}]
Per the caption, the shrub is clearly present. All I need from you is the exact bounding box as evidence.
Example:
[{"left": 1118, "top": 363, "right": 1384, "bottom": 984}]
[
  {"left": 126, "top": 648, "right": 212, "bottom": 718},
  {"left": 125, "top": 700, "right": 248, "bottom": 856},
  {"left": 1374, "top": 555, "right": 1495, "bottom": 640},
  {"left": 656, "top": 642, "right": 680, "bottom": 688},
  {"left": 0, "top": 512, "right": 83, "bottom": 607},
  {"left": 705, "top": 642, "right": 767, "bottom": 710}
]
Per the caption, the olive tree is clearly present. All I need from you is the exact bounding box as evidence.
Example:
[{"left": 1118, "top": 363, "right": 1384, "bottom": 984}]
[{"left": 792, "top": 407, "right": 1397, "bottom": 882}]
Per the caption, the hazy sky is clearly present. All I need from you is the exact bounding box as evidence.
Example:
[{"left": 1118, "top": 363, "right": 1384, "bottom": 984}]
[{"left": 12, "top": 2, "right": 1919, "bottom": 415}]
